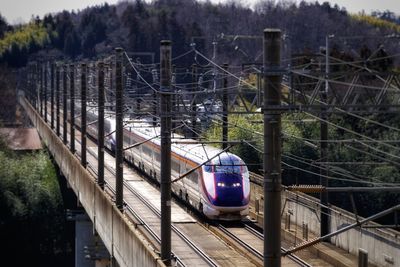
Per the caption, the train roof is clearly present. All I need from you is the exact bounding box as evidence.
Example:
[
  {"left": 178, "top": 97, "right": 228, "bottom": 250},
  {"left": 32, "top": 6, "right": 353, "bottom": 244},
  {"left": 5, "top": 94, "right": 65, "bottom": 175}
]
[
  {"left": 75, "top": 102, "right": 244, "bottom": 166},
  {"left": 124, "top": 119, "right": 242, "bottom": 166},
  {"left": 75, "top": 102, "right": 117, "bottom": 125}
]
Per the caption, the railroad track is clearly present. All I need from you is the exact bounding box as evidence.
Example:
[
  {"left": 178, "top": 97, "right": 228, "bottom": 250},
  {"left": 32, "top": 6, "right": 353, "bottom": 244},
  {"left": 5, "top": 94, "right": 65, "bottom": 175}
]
[
  {"left": 243, "top": 223, "right": 312, "bottom": 267},
  {"left": 55, "top": 118, "right": 218, "bottom": 266},
  {"left": 51, "top": 109, "right": 313, "bottom": 267},
  {"left": 83, "top": 141, "right": 219, "bottom": 267},
  {"left": 78, "top": 130, "right": 312, "bottom": 267},
  {"left": 83, "top": 153, "right": 166, "bottom": 261},
  {"left": 213, "top": 222, "right": 312, "bottom": 267}
]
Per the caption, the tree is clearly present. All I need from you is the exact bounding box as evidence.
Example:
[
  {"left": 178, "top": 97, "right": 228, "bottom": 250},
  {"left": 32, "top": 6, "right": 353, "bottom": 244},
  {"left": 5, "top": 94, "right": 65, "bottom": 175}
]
[
  {"left": 121, "top": 4, "right": 141, "bottom": 50},
  {"left": 80, "top": 10, "right": 107, "bottom": 57},
  {"left": 0, "top": 148, "right": 72, "bottom": 266},
  {"left": 205, "top": 114, "right": 263, "bottom": 173},
  {"left": 54, "top": 11, "right": 74, "bottom": 50},
  {"left": 0, "top": 13, "right": 8, "bottom": 38},
  {"left": 64, "top": 30, "right": 81, "bottom": 58}
]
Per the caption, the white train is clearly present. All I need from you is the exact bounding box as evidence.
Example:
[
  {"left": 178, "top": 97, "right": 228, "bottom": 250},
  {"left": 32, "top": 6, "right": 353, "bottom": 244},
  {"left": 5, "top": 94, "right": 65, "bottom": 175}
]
[{"left": 76, "top": 104, "right": 250, "bottom": 220}]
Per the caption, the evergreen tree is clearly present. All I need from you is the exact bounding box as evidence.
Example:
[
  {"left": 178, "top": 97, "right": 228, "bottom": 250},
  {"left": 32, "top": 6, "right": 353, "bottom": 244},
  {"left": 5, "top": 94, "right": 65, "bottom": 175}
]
[
  {"left": 0, "top": 13, "right": 8, "bottom": 38},
  {"left": 64, "top": 30, "right": 81, "bottom": 58}
]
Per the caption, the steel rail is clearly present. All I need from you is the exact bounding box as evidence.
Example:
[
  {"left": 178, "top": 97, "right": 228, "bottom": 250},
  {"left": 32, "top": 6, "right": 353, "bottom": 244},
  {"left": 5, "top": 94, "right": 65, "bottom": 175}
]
[
  {"left": 83, "top": 141, "right": 185, "bottom": 267},
  {"left": 243, "top": 224, "right": 312, "bottom": 267}
]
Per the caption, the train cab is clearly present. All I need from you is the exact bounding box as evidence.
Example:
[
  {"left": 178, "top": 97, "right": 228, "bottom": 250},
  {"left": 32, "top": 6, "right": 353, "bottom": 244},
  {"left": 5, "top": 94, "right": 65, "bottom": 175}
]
[{"left": 201, "top": 153, "right": 250, "bottom": 219}]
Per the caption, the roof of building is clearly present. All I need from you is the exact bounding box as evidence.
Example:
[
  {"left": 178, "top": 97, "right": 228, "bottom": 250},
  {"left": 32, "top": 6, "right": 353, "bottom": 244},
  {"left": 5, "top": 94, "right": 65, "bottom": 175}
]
[{"left": 0, "top": 128, "right": 42, "bottom": 150}]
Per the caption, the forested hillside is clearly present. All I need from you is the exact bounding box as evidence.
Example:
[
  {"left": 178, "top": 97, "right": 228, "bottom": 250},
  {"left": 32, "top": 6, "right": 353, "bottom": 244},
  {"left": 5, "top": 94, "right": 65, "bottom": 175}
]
[{"left": 0, "top": 0, "right": 399, "bottom": 67}]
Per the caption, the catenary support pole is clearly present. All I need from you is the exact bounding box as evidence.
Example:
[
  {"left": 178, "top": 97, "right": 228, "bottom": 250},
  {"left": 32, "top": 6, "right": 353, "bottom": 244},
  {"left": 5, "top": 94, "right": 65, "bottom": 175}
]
[
  {"left": 51, "top": 63, "right": 55, "bottom": 129},
  {"left": 29, "top": 63, "right": 35, "bottom": 107},
  {"left": 35, "top": 63, "right": 39, "bottom": 110},
  {"left": 172, "top": 64, "right": 176, "bottom": 130},
  {"left": 160, "top": 40, "right": 172, "bottom": 264},
  {"left": 191, "top": 64, "right": 197, "bottom": 139},
  {"left": 26, "top": 65, "right": 30, "bottom": 103},
  {"left": 81, "top": 63, "right": 87, "bottom": 166},
  {"left": 115, "top": 48, "right": 124, "bottom": 211},
  {"left": 44, "top": 62, "right": 48, "bottom": 122},
  {"left": 222, "top": 63, "right": 229, "bottom": 149},
  {"left": 40, "top": 62, "right": 43, "bottom": 117},
  {"left": 358, "top": 248, "right": 368, "bottom": 267},
  {"left": 56, "top": 64, "right": 60, "bottom": 136},
  {"left": 320, "top": 35, "right": 330, "bottom": 237},
  {"left": 63, "top": 64, "right": 68, "bottom": 145},
  {"left": 29, "top": 63, "right": 35, "bottom": 104},
  {"left": 70, "top": 64, "right": 75, "bottom": 153},
  {"left": 29, "top": 64, "right": 32, "bottom": 103},
  {"left": 263, "top": 29, "right": 282, "bottom": 267},
  {"left": 152, "top": 68, "right": 157, "bottom": 127},
  {"left": 32, "top": 64, "right": 35, "bottom": 108},
  {"left": 98, "top": 62, "right": 105, "bottom": 189}
]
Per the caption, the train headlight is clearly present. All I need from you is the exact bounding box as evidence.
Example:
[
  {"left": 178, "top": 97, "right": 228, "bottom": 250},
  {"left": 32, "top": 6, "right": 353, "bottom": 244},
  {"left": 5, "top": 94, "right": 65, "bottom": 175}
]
[
  {"left": 233, "top": 183, "right": 241, "bottom": 187},
  {"left": 217, "top": 182, "right": 225, "bottom": 187}
]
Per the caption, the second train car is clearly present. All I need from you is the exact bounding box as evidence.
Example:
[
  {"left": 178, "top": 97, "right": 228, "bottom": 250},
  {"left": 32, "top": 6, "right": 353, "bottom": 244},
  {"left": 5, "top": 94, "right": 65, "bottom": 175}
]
[{"left": 76, "top": 105, "right": 250, "bottom": 220}]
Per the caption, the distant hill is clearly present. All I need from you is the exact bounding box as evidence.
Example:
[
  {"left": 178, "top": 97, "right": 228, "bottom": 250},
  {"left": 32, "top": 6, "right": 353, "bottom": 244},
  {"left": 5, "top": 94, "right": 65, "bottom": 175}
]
[{"left": 0, "top": 0, "right": 399, "bottom": 67}]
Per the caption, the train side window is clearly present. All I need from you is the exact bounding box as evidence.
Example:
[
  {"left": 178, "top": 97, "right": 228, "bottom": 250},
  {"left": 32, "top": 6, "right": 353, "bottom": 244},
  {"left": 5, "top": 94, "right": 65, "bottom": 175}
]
[
  {"left": 123, "top": 132, "right": 130, "bottom": 144},
  {"left": 154, "top": 151, "right": 161, "bottom": 162},
  {"left": 143, "top": 146, "right": 152, "bottom": 158},
  {"left": 172, "top": 160, "right": 180, "bottom": 173},
  {"left": 129, "top": 133, "right": 137, "bottom": 145},
  {"left": 104, "top": 122, "right": 110, "bottom": 133},
  {"left": 180, "top": 162, "right": 185, "bottom": 175},
  {"left": 188, "top": 171, "right": 198, "bottom": 184}
]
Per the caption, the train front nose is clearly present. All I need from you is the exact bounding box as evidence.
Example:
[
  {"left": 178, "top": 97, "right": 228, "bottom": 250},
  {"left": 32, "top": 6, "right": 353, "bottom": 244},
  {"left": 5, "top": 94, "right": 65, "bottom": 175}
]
[{"left": 212, "top": 173, "right": 247, "bottom": 207}]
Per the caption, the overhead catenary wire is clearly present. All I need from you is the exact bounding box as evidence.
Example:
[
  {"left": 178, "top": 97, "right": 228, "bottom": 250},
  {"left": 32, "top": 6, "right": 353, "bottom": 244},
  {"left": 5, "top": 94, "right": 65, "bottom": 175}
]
[
  {"left": 282, "top": 161, "right": 400, "bottom": 186},
  {"left": 195, "top": 113, "right": 399, "bottom": 186},
  {"left": 124, "top": 51, "right": 159, "bottom": 93},
  {"left": 283, "top": 153, "right": 400, "bottom": 186},
  {"left": 305, "top": 112, "right": 400, "bottom": 152},
  {"left": 197, "top": 47, "right": 400, "bottom": 142},
  {"left": 43, "top": 45, "right": 400, "bottom": 193}
]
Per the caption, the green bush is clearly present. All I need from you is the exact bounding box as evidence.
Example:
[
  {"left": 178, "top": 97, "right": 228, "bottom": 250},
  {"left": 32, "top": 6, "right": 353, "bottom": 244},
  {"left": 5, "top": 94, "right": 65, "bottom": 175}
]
[{"left": 0, "top": 148, "right": 70, "bottom": 265}]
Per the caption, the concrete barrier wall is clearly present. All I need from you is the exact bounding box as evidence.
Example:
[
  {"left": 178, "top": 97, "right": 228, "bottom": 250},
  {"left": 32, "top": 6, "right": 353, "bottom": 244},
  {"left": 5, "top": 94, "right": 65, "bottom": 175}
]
[
  {"left": 325, "top": 197, "right": 400, "bottom": 267},
  {"left": 21, "top": 97, "right": 165, "bottom": 267},
  {"left": 249, "top": 176, "right": 400, "bottom": 267}
]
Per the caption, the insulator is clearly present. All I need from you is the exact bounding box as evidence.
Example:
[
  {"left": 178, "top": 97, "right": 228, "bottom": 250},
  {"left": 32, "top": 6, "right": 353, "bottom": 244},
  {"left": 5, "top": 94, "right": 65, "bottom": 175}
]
[{"left": 288, "top": 184, "right": 325, "bottom": 193}]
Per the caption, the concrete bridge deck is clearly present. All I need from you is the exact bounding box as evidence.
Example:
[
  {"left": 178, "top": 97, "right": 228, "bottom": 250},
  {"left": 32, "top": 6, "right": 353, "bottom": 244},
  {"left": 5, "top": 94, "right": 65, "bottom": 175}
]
[
  {"left": 21, "top": 94, "right": 400, "bottom": 267},
  {"left": 20, "top": 96, "right": 303, "bottom": 266}
]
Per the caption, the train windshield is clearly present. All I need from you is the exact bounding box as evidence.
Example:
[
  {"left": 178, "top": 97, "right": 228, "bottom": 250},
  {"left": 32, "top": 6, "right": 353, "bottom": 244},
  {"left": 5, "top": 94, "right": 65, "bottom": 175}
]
[
  {"left": 203, "top": 164, "right": 241, "bottom": 174},
  {"left": 203, "top": 157, "right": 243, "bottom": 174},
  {"left": 214, "top": 164, "right": 241, "bottom": 174}
]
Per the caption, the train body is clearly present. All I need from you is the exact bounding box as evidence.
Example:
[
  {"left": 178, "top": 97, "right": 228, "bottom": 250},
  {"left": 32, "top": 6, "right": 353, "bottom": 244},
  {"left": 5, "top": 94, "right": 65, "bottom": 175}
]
[{"left": 76, "top": 104, "right": 250, "bottom": 220}]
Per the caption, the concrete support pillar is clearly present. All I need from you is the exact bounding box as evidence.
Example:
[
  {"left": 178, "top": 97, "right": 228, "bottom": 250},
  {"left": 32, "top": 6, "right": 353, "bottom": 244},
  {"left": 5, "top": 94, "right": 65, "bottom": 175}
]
[
  {"left": 75, "top": 213, "right": 95, "bottom": 267},
  {"left": 73, "top": 212, "right": 110, "bottom": 267}
]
